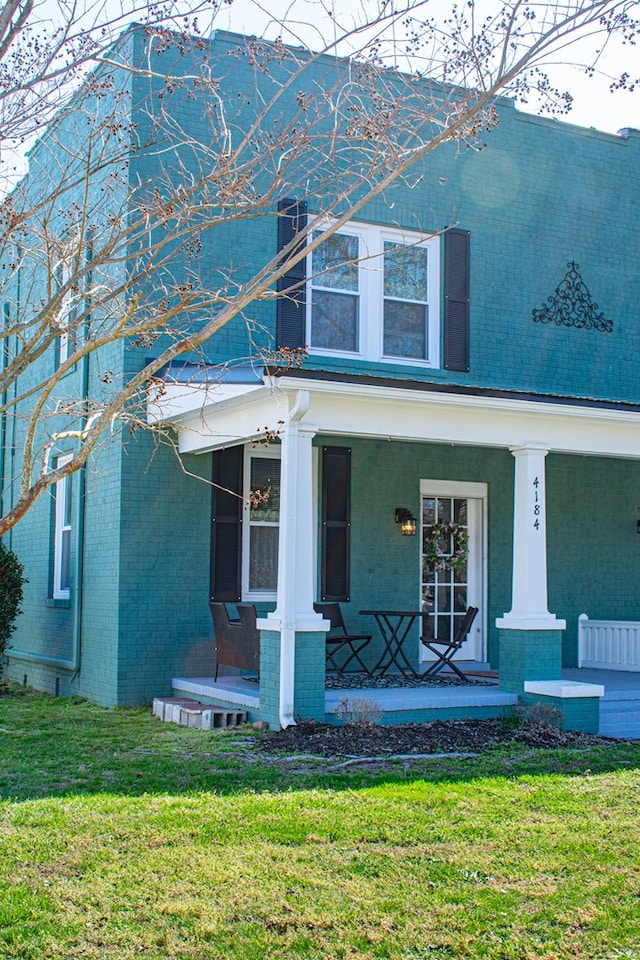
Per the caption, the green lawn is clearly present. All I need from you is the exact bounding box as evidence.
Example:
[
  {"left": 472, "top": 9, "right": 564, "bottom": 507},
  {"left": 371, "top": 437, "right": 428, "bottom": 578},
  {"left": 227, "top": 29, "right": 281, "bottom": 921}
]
[{"left": 1, "top": 692, "right": 640, "bottom": 959}]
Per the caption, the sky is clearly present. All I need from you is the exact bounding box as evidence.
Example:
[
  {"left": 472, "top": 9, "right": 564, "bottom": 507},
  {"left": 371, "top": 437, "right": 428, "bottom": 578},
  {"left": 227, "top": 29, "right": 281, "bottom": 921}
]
[{"left": 211, "top": 0, "right": 640, "bottom": 136}]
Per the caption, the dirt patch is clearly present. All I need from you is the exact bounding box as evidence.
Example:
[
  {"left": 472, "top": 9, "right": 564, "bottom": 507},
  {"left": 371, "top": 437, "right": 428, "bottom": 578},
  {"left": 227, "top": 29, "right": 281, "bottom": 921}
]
[{"left": 258, "top": 718, "right": 621, "bottom": 759}]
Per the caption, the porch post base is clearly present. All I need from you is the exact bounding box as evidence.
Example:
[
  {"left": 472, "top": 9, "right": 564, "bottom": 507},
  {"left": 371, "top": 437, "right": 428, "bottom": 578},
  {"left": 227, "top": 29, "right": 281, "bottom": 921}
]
[
  {"left": 498, "top": 627, "right": 564, "bottom": 694},
  {"left": 519, "top": 683, "right": 603, "bottom": 735},
  {"left": 257, "top": 626, "right": 327, "bottom": 729}
]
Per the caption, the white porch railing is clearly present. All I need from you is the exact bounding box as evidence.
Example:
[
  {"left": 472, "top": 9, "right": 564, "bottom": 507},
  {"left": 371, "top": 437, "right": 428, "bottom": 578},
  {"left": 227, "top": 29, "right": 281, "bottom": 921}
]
[{"left": 578, "top": 614, "right": 640, "bottom": 671}]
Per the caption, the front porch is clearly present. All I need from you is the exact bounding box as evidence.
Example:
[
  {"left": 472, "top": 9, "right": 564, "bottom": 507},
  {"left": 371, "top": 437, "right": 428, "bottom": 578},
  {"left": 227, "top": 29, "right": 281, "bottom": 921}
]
[
  {"left": 172, "top": 665, "right": 518, "bottom": 727},
  {"left": 171, "top": 668, "right": 640, "bottom": 738},
  {"left": 148, "top": 366, "right": 640, "bottom": 735}
]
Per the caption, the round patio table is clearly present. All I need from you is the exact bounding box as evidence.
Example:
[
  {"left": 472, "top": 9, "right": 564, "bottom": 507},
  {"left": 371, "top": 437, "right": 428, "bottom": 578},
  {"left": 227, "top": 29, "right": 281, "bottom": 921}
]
[{"left": 358, "top": 609, "right": 431, "bottom": 677}]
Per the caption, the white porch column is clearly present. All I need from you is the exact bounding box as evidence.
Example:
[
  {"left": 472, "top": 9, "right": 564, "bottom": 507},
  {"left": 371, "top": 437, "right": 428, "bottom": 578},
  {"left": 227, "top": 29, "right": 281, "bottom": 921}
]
[
  {"left": 258, "top": 390, "right": 326, "bottom": 727},
  {"left": 496, "top": 444, "right": 565, "bottom": 631},
  {"left": 274, "top": 419, "right": 318, "bottom": 626}
]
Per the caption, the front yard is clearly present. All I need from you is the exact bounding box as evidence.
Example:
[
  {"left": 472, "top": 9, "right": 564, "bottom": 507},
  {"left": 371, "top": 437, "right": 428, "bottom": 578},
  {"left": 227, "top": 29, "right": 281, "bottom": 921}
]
[{"left": 1, "top": 690, "right": 640, "bottom": 959}]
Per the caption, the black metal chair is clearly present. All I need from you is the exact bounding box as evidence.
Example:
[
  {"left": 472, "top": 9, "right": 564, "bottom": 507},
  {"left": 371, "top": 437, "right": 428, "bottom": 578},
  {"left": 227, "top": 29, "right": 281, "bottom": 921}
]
[
  {"left": 209, "top": 602, "right": 260, "bottom": 680},
  {"left": 314, "top": 602, "right": 372, "bottom": 676},
  {"left": 420, "top": 606, "right": 479, "bottom": 681}
]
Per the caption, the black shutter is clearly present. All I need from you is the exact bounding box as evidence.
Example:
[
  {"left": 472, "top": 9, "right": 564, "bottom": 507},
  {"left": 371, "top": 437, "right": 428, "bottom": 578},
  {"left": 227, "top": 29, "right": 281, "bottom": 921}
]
[
  {"left": 210, "top": 446, "right": 243, "bottom": 602},
  {"left": 321, "top": 445, "right": 351, "bottom": 602},
  {"left": 276, "top": 198, "right": 308, "bottom": 349},
  {"left": 443, "top": 228, "right": 470, "bottom": 372}
]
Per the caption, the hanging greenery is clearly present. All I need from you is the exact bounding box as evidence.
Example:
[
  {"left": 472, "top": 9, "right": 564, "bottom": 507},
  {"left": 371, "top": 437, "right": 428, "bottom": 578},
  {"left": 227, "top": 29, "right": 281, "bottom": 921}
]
[{"left": 423, "top": 521, "right": 468, "bottom": 572}]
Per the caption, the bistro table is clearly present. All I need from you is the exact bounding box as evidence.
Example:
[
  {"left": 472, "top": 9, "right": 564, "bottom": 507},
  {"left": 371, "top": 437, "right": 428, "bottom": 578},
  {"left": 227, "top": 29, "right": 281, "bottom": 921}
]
[{"left": 358, "top": 609, "right": 431, "bottom": 677}]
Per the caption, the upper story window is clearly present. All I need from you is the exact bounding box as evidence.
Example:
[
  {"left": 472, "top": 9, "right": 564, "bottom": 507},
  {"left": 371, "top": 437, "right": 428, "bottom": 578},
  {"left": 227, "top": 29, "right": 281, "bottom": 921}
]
[
  {"left": 54, "top": 259, "right": 77, "bottom": 367},
  {"left": 307, "top": 221, "right": 440, "bottom": 365}
]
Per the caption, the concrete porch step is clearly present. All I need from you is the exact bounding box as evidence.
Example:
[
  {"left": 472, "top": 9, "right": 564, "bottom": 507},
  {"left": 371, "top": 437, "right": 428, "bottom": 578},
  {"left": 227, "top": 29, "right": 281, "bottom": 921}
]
[
  {"left": 599, "top": 699, "right": 640, "bottom": 739},
  {"left": 153, "top": 697, "right": 248, "bottom": 730}
]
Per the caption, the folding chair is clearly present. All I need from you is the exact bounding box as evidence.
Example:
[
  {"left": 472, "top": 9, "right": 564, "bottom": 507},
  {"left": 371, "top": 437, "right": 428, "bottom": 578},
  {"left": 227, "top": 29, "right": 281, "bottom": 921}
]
[
  {"left": 420, "top": 606, "right": 479, "bottom": 681},
  {"left": 314, "top": 602, "right": 372, "bottom": 676},
  {"left": 209, "top": 602, "right": 260, "bottom": 680}
]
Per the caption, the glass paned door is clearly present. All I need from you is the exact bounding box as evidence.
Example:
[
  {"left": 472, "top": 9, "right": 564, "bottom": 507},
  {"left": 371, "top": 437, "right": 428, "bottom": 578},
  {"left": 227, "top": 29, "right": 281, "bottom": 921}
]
[{"left": 420, "top": 489, "right": 483, "bottom": 662}]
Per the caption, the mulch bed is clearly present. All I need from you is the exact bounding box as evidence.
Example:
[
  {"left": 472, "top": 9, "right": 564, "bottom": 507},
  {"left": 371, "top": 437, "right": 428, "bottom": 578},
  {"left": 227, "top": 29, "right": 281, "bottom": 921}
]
[
  {"left": 324, "top": 672, "right": 497, "bottom": 689},
  {"left": 258, "top": 718, "right": 622, "bottom": 759}
]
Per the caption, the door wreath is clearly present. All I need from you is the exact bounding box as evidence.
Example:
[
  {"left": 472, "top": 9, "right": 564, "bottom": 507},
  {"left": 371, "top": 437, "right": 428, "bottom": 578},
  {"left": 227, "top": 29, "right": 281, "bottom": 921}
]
[{"left": 423, "top": 521, "right": 468, "bottom": 572}]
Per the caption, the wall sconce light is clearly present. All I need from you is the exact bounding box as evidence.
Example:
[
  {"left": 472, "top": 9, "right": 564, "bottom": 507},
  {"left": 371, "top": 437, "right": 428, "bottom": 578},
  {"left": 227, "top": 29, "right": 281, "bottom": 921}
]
[{"left": 395, "top": 507, "right": 417, "bottom": 536}]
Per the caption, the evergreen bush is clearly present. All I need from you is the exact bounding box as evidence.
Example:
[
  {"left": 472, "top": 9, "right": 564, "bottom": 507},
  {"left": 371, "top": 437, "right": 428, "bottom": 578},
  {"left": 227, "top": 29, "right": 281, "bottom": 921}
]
[{"left": 0, "top": 542, "right": 26, "bottom": 661}]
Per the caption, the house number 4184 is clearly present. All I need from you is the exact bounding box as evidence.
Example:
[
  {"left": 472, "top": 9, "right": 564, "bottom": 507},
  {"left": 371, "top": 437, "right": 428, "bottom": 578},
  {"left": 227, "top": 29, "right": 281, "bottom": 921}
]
[{"left": 533, "top": 476, "right": 542, "bottom": 530}]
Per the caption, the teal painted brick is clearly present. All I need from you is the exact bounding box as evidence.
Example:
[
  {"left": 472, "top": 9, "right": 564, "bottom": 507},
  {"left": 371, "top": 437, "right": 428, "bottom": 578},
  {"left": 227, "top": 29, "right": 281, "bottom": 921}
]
[
  {"left": 547, "top": 453, "right": 640, "bottom": 667},
  {"left": 339, "top": 436, "right": 513, "bottom": 670},
  {"left": 498, "top": 629, "right": 563, "bottom": 693},
  {"left": 257, "top": 628, "right": 326, "bottom": 727},
  {"left": 325, "top": 704, "right": 515, "bottom": 726},
  {"left": 6, "top": 27, "right": 640, "bottom": 716},
  {"left": 520, "top": 693, "right": 600, "bottom": 735},
  {"left": 294, "top": 630, "right": 326, "bottom": 721},
  {"left": 258, "top": 629, "right": 281, "bottom": 729}
]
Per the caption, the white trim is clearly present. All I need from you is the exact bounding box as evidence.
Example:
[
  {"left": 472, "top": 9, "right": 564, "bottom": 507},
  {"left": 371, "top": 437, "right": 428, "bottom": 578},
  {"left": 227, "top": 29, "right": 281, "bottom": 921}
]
[
  {"left": 59, "top": 331, "right": 69, "bottom": 365},
  {"left": 419, "top": 479, "right": 487, "bottom": 498},
  {"left": 53, "top": 453, "right": 72, "bottom": 600},
  {"left": 241, "top": 446, "right": 281, "bottom": 602},
  {"left": 307, "top": 219, "right": 440, "bottom": 367},
  {"left": 497, "top": 445, "right": 566, "bottom": 632},
  {"left": 153, "top": 378, "right": 640, "bottom": 462},
  {"left": 419, "top": 479, "right": 487, "bottom": 662},
  {"left": 56, "top": 258, "right": 76, "bottom": 367},
  {"left": 524, "top": 680, "right": 604, "bottom": 698},
  {"left": 240, "top": 443, "right": 319, "bottom": 605}
]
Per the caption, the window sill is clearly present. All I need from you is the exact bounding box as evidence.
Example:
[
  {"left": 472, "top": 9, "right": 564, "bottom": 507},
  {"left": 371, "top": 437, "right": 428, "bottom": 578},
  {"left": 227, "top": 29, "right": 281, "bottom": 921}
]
[{"left": 46, "top": 597, "right": 71, "bottom": 609}]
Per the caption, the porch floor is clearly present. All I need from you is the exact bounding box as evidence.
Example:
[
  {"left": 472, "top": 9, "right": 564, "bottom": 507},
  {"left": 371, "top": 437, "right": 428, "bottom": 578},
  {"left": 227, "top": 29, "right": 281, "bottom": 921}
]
[
  {"left": 172, "top": 666, "right": 640, "bottom": 737},
  {"left": 172, "top": 664, "right": 517, "bottom": 726}
]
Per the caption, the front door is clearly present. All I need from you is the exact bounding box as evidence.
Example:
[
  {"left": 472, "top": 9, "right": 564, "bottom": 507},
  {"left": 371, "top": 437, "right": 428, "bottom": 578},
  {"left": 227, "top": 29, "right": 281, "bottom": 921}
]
[{"left": 419, "top": 480, "right": 486, "bottom": 663}]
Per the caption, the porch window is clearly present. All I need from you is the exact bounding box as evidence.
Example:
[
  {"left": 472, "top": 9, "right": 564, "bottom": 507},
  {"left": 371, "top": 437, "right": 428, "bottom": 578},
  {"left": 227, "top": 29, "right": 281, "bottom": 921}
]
[
  {"left": 243, "top": 450, "right": 280, "bottom": 598},
  {"left": 53, "top": 454, "right": 73, "bottom": 599},
  {"left": 307, "top": 221, "right": 439, "bottom": 365}
]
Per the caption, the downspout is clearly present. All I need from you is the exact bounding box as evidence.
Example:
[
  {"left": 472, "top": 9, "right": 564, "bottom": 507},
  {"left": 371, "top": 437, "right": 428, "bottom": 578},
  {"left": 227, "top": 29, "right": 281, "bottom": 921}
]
[
  {"left": 278, "top": 389, "right": 310, "bottom": 729},
  {"left": 9, "top": 310, "right": 90, "bottom": 677},
  {"left": 0, "top": 305, "right": 8, "bottom": 523}
]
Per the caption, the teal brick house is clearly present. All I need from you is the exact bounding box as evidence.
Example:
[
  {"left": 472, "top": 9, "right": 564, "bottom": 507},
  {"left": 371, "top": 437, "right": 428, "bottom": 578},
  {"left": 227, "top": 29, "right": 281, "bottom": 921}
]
[{"left": 4, "top": 28, "right": 640, "bottom": 732}]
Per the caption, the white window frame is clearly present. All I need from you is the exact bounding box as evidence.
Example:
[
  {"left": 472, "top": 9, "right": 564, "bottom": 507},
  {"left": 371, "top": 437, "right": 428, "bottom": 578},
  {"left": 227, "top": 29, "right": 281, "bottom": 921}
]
[
  {"left": 419, "top": 479, "right": 488, "bottom": 663},
  {"left": 53, "top": 453, "right": 72, "bottom": 600},
  {"left": 306, "top": 219, "right": 440, "bottom": 366},
  {"left": 241, "top": 447, "right": 281, "bottom": 602},
  {"left": 55, "top": 260, "right": 73, "bottom": 366},
  {"left": 55, "top": 248, "right": 84, "bottom": 367},
  {"left": 240, "top": 445, "right": 319, "bottom": 603}
]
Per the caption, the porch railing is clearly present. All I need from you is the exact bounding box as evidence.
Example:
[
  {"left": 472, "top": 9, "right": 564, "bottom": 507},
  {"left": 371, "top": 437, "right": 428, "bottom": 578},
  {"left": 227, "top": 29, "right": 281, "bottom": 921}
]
[{"left": 578, "top": 614, "right": 640, "bottom": 672}]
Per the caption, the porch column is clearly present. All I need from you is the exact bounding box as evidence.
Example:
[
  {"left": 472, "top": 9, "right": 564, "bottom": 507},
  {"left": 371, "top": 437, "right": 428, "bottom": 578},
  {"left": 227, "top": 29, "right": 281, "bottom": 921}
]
[
  {"left": 257, "top": 390, "right": 327, "bottom": 728},
  {"left": 496, "top": 444, "right": 565, "bottom": 692}
]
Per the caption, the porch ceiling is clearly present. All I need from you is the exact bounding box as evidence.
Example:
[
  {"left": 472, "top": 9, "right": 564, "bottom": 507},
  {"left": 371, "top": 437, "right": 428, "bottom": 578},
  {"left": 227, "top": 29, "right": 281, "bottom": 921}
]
[{"left": 148, "top": 373, "right": 640, "bottom": 459}]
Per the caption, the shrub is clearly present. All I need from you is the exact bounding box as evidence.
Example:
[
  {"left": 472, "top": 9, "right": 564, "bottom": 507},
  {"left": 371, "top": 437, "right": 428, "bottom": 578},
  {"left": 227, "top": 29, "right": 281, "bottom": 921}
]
[
  {"left": 335, "top": 696, "right": 383, "bottom": 727},
  {"left": 0, "top": 542, "right": 26, "bottom": 661},
  {"left": 514, "top": 700, "right": 565, "bottom": 730}
]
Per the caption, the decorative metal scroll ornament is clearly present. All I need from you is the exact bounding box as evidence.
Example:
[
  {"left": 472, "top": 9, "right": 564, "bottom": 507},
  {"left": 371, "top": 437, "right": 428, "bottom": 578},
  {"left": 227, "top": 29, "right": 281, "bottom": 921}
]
[{"left": 532, "top": 262, "right": 612, "bottom": 333}]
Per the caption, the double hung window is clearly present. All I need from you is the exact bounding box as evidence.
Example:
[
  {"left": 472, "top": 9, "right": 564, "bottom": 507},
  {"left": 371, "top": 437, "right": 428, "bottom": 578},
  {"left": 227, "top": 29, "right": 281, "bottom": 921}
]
[
  {"left": 53, "top": 454, "right": 72, "bottom": 599},
  {"left": 307, "top": 221, "right": 439, "bottom": 365},
  {"left": 55, "top": 260, "right": 77, "bottom": 366},
  {"left": 242, "top": 450, "right": 281, "bottom": 599}
]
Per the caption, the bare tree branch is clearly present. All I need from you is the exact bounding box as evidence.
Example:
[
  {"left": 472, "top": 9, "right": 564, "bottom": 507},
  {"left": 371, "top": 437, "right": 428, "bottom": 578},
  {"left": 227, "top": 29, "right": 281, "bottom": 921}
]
[{"left": 0, "top": 0, "right": 638, "bottom": 535}]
